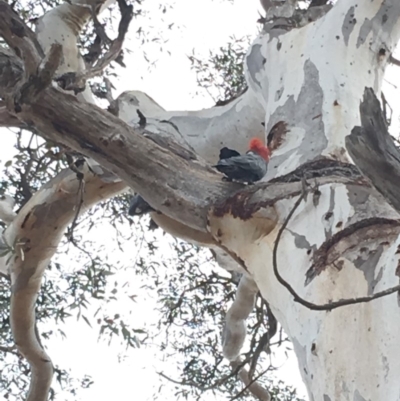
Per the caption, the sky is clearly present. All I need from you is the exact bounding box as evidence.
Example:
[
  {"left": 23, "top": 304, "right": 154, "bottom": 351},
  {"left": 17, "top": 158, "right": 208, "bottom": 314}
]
[{"left": 1, "top": 0, "right": 400, "bottom": 400}]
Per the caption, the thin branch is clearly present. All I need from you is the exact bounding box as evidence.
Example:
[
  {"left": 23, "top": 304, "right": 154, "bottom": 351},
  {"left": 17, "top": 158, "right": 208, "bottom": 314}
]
[
  {"left": 273, "top": 193, "right": 400, "bottom": 311},
  {"left": 91, "top": 5, "right": 112, "bottom": 47},
  {"left": 248, "top": 333, "right": 268, "bottom": 380}
]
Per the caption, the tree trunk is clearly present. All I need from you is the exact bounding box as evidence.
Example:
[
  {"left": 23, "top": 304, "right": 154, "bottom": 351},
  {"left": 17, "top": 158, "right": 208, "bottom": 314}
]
[{"left": 239, "top": 1, "right": 400, "bottom": 400}]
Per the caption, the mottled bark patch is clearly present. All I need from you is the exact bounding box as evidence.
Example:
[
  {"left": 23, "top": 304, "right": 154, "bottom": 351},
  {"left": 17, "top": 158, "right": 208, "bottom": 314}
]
[
  {"left": 11, "top": 266, "right": 36, "bottom": 293},
  {"left": 266, "top": 60, "right": 327, "bottom": 178},
  {"left": 357, "top": 3, "right": 399, "bottom": 50},
  {"left": 342, "top": 6, "right": 356, "bottom": 46},
  {"left": 353, "top": 246, "right": 384, "bottom": 295},
  {"left": 246, "top": 44, "right": 266, "bottom": 89},
  {"left": 290, "top": 230, "right": 317, "bottom": 254}
]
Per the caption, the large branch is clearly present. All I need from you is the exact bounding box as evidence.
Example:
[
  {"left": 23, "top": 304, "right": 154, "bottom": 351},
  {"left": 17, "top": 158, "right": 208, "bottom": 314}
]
[
  {"left": 19, "top": 87, "right": 236, "bottom": 231},
  {"left": 4, "top": 166, "right": 125, "bottom": 401},
  {"left": 0, "top": 7, "right": 235, "bottom": 232}
]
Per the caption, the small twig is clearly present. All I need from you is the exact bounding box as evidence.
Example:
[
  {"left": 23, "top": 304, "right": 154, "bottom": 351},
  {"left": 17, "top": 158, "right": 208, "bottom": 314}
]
[
  {"left": 273, "top": 193, "right": 400, "bottom": 311},
  {"left": 248, "top": 332, "right": 271, "bottom": 380},
  {"left": 389, "top": 55, "right": 400, "bottom": 67},
  {"left": 248, "top": 305, "right": 277, "bottom": 380}
]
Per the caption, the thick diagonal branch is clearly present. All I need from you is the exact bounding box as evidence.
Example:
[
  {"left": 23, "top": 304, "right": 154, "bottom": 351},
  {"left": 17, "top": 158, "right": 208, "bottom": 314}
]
[{"left": 0, "top": 9, "right": 236, "bottom": 230}]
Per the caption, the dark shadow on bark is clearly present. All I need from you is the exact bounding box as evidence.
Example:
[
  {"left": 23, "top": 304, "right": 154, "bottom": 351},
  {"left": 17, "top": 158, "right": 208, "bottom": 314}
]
[{"left": 346, "top": 87, "right": 400, "bottom": 216}]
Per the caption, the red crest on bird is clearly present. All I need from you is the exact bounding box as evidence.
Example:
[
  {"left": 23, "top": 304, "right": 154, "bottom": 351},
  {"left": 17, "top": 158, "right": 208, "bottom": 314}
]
[{"left": 248, "top": 138, "right": 270, "bottom": 161}]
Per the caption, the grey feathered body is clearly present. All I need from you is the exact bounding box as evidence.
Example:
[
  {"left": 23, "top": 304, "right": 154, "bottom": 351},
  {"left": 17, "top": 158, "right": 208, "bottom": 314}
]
[
  {"left": 214, "top": 151, "right": 268, "bottom": 183},
  {"left": 128, "top": 195, "right": 154, "bottom": 216}
]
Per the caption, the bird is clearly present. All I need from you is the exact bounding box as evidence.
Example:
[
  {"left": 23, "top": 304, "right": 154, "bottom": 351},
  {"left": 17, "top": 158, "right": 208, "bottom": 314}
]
[
  {"left": 128, "top": 145, "right": 242, "bottom": 217},
  {"left": 219, "top": 147, "right": 240, "bottom": 160},
  {"left": 128, "top": 139, "right": 269, "bottom": 218},
  {"left": 128, "top": 194, "right": 155, "bottom": 216},
  {"left": 213, "top": 138, "right": 270, "bottom": 183}
]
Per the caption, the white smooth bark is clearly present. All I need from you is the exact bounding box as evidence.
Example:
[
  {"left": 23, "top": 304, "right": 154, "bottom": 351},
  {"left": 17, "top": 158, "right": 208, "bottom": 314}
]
[
  {"left": 253, "top": 0, "right": 400, "bottom": 177},
  {"left": 117, "top": 89, "right": 266, "bottom": 163},
  {"left": 242, "top": 1, "right": 400, "bottom": 400},
  {"left": 36, "top": 0, "right": 114, "bottom": 103}
]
